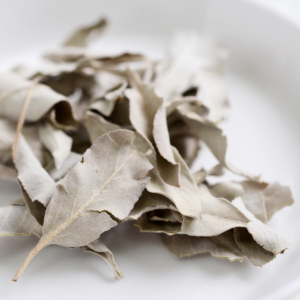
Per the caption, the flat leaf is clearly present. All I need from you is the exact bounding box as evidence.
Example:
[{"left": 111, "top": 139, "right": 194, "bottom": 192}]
[
  {"left": 240, "top": 181, "right": 294, "bottom": 223},
  {"left": 13, "top": 129, "right": 152, "bottom": 281},
  {"left": 161, "top": 230, "right": 245, "bottom": 262}
]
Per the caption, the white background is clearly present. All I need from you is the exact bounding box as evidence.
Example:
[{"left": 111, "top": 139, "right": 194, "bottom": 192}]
[{"left": 0, "top": 1, "right": 300, "bottom": 299}]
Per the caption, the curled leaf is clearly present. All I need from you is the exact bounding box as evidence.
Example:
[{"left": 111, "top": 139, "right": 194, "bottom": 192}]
[
  {"left": 161, "top": 230, "right": 245, "bottom": 262},
  {"left": 181, "top": 185, "right": 249, "bottom": 237},
  {"left": 127, "top": 190, "right": 176, "bottom": 221},
  {"left": 81, "top": 238, "right": 123, "bottom": 280},
  {"left": 126, "top": 72, "right": 180, "bottom": 187},
  {"left": 232, "top": 198, "right": 292, "bottom": 266},
  {"left": 135, "top": 214, "right": 181, "bottom": 234},
  {"left": 38, "top": 121, "right": 72, "bottom": 169},
  {"left": 0, "top": 73, "right": 77, "bottom": 129},
  {"left": 147, "top": 147, "right": 201, "bottom": 219}
]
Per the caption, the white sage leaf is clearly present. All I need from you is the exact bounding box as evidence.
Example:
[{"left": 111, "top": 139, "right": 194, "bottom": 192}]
[
  {"left": 161, "top": 230, "right": 245, "bottom": 262},
  {"left": 13, "top": 129, "right": 152, "bottom": 281},
  {"left": 81, "top": 238, "right": 123, "bottom": 280},
  {"left": 181, "top": 185, "right": 248, "bottom": 237},
  {"left": 232, "top": 197, "right": 292, "bottom": 266},
  {"left": 147, "top": 147, "right": 201, "bottom": 219},
  {"left": 14, "top": 135, "right": 56, "bottom": 208},
  {"left": 0, "top": 205, "right": 42, "bottom": 238},
  {"left": 125, "top": 72, "right": 180, "bottom": 187},
  {"left": 0, "top": 73, "right": 77, "bottom": 130},
  {"left": 240, "top": 181, "right": 294, "bottom": 223},
  {"left": 63, "top": 18, "right": 107, "bottom": 48},
  {"left": 38, "top": 121, "right": 72, "bottom": 169}
]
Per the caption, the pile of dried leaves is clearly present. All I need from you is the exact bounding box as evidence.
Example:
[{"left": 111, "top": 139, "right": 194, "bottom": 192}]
[{"left": 0, "top": 18, "right": 294, "bottom": 281}]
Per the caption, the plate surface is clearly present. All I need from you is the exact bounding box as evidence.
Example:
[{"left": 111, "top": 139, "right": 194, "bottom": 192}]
[{"left": 0, "top": 1, "right": 300, "bottom": 299}]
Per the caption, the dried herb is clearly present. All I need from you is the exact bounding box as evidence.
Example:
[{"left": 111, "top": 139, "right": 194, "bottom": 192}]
[{"left": 0, "top": 17, "right": 294, "bottom": 282}]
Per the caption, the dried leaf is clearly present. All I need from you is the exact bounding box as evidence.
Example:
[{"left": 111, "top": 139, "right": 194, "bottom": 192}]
[
  {"left": 0, "top": 118, "right": 15, "bottom": 163},
  {"left": 149, "top": 210, "right": 178, "bottom": 222},
  {"left": 170, "top": 134, "right": 200, "bottom": 167},
  {"left": 161, "top": 230, "right": 245, "bottom": 262},
  {"left": 154, "top": 32, "right": 229, "bottom": 122},
  {"left": 181, "top": 185, "right": 249, "bottom": 236},
  {"left": 89, "top": 100, "right": 116, "bottom": 117},
  {"left": 10, "top": 197, "right": 25, "bottom": 206},
  {"left": 179, "top": 111, "right": 261, "bottom": 182},
  {"left": 92, "top": 71, "right": 127, "bottom": 102},
  {"left": 209, "top": 182, "right": 245, "bottom": 202},
  {"left": 127, "top": 190, "right": 176, "bottom": 221},
  {"left": 83, "top": 111, "right": 120, "bottom": 142},
  {"left": 125, "top": 72, "right": 180, "bottom": 187},
  {"left": 47, "top": 152, "right": 81, "bottom": 181},
  {"left": 0, "top": 73, "right": 77, "bottom": 129},
  {"left": 192, "top": 165, "right": 224, "bottom": 185},
  {"left": 147, "top": 147, "right": 201, "bottom": 219},
  {"left": 81, "top": 238, "right": 123, "bottom": 280},
  {"left": 19, "top": 183, "right": 46, "bottom": 226},
  {"left": 13, "top": 130, "right": 152, "bottom": 280},
  {"left": 14, "top": 135, "right": 56, "bottom": 209},
  {"left": 192, "top": 169, "right": 207, "bottom": 185},
  {"left": 0, "top": 205, "right": 42, "bottom": 238},
  {"left": 233, "top": 198, "right": 292, "bottom": 266},
  {"left": 38, "top": 121, "right": 72, "bottom": 169},
  {"left": 240, "top": 181, "right": 294, "bottom": 223},
  {"left": 234, "top": 228, "right": 275, "bottom": 266},
  {"left": 63, "top": 18, "right": 107, "bottom": 48},
  {"left": 135, "top": 214, "right": 181, "bottom": 234}
]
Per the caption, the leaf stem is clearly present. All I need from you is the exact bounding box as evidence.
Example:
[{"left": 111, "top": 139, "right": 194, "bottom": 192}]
[
  {"left": 12, "top": 239, "right": 46, "bottom": 282},
  {"left": 12, "top": 75, "right": 42, "bottom": 162}
]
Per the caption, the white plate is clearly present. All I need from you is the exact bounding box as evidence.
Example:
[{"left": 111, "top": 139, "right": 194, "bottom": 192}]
[{"left": 0, "top": 1, "right": 300, "bottom": 299}]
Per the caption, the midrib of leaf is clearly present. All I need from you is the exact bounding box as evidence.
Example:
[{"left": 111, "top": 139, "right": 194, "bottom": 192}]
[
  {"left": 258, "top": 191, "right": 268, "bottom": 221},
  {"left": 13, "top": 149, "right": 137, "bottom": 281}
]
